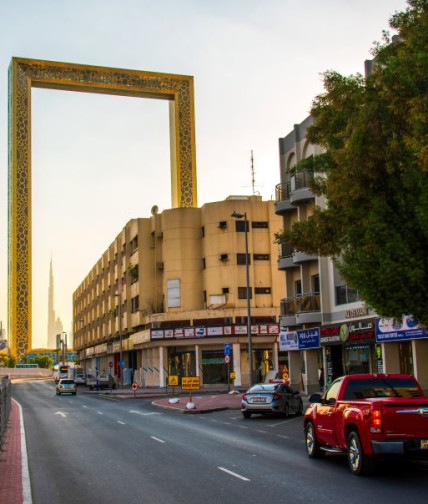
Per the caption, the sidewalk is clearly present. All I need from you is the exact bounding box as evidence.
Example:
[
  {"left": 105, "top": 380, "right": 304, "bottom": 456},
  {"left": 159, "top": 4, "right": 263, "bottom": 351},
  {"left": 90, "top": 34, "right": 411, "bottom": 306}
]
[{"left": 0, "top": 399, "right": 26, "bottom": 504}]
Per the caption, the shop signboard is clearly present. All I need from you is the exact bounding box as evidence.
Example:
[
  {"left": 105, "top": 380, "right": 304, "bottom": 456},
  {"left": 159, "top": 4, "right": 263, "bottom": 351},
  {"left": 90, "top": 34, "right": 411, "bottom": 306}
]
[
  {"left": 151, "top": 329, "right": 164, "bottom": 339},
  {"left": 234, "top": 326, "right": 247, "bottom": 335},
  {"left": 375, "top": 316, "right": 427, "bottom": 342},
  {"left": 164, "top": 329, "right": 174, "bottom": 339},
  {"left": 132, "top": 330, "right": 151, "bottom": 345},
  {"left": 268, "top": 325, "right": 280, "bottom": 334},
  {"left": 207, "top": 327, "right": 223, "bottom": 336},
  {"left": 174, "top": 328, "right": 184, "bottom": 338},
  {"left": 298, "top": 328, "right": 320, "bottom": 349},
  {"left": 184, "top": 328, "right": 195, "bottom": 338},
  {"left": 195, "top": 327, "right": 206, "bottom": 337},
  {"left": 223, "top": 326, "right": 232, "bottom": 335},
  {"left": 279, "top": 331, "right": 298, "bottom": 351}
]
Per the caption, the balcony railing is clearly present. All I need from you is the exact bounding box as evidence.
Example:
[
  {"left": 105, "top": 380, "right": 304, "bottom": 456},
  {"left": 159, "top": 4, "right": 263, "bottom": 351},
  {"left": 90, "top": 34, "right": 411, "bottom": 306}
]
[
  {"left": 290, "top": 171, "right": 314, "bottom": 191},
  {"left": 278, "top": 241, "right": 294, "bottom": 259},
  {"left": 275, "top": 182, "right": 291, "bottom": 202},
  {"left": 281, "top": 293, "right": 321, "bottom": 316}
]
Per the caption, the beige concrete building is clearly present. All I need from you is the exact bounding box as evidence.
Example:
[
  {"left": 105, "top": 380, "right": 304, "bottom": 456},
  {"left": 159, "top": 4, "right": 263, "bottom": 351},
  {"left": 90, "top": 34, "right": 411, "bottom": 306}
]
[
  {"left": 73, "top": 195, "right": 284, "bottom": 387},
  {"left": 276, "top": 117, "right": 428, "bottom": 393}
]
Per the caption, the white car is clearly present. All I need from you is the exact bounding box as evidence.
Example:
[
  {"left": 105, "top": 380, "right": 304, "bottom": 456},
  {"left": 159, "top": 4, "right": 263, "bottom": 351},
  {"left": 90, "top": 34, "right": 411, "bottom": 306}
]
[{"left": 74, "top": 374, "right": 86, "bottom": 385}]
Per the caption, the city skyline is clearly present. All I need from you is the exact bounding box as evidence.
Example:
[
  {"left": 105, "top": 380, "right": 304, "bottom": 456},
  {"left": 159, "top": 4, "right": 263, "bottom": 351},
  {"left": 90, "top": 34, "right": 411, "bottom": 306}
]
[{"left": 0, "top": 0, "right": 408, "bottom": 349}]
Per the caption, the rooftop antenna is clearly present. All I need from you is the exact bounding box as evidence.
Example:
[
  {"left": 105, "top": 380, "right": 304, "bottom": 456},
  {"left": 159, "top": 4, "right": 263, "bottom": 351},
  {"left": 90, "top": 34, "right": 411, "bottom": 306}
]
[{"left": 251, "top": 150, "right": 256, "bottom": 195}]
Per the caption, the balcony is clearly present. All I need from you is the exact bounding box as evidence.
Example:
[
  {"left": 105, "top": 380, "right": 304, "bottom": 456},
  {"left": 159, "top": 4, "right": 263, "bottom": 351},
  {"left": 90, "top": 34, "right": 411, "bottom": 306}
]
[
  {"left": 289, "top": 172, "right": 315, "bottom": 205},
  {"left": 275, "top": 183, "right": 296, "bottom": 215},
  {"left": 277, "top": 242, "right": 297, "bottom": 270},
  {"left": 277, "top": 242, "right": 317, "bottom": 269},
  {"left": 280, "top": 292, "right": 322, "bottom": 326}
]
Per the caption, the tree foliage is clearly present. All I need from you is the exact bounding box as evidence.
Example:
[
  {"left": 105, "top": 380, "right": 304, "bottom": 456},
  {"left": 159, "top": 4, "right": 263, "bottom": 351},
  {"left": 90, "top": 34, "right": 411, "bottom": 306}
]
[{"left": 276, "top": 0, "right": 428, "bottom": 324}]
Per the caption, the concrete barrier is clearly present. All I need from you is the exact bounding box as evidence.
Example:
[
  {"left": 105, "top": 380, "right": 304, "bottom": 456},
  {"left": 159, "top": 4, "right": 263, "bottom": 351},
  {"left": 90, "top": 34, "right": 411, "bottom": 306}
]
[{"left": 0, "top": 368, "right": 53, "bottom": 380}]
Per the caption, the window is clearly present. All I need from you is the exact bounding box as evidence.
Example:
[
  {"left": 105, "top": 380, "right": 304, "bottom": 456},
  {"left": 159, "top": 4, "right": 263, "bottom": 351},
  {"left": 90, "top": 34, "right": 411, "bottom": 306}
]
[
  {"left": 237, "top": 253, "right": 250, "bottom": 265},
  {"left": 131, "top": 295, "right": 139, "bottom": 313},
  {"left": 254, "top": 254, "right": 270, "bottom": 260},
  {"left": 295, "top": 280, "right": 302, "bottom": 297},
  {"left": 222, "top": 287, "right": 229, "bottom": 294},
  {"left": 218, "top": 221, "right": 227, "bottom": 229},
  {"left": 252, "top": 221, "right": 268, "bottom": 229},
  {"left": 325, "top": 379, "right": 342, "bottom": 402},
  {"left": 167, "top": 279, "right": 181, "bottom": 308},
  {"left": 312, "top": 274, "right": 320, "bottom": 294},
  {"left": 129, "top": 235, "right": 138, "bottom": 254},
  {"left": 235, "top": 220, "right": 249, "bottom": 232},
  {"left": 255, "top": 287, "right": 271, "bottom": 294},
  {"left": 336, "top": 284, "right": 361, "bottom": 305},
  {"left": 201, "top": 226, "right": 205, "bottom": 238},
  {"left": 129, "top": 265, "right": 138, "bottom": 284},
  {"left": 203, "top": 290, "right": 207, "bottom": 304},
  {"left": 219, "top": 254, "right": 228, "bottom": 262},
  {"left": 238, "top": 287, "right": 253, "bottom": 299},
  {"left": 202, "top": 258, "right": 206, "bottom": 270}
]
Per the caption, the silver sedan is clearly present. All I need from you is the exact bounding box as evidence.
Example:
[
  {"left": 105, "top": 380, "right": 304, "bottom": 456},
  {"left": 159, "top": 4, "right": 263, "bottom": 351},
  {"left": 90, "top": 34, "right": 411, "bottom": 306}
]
[{"left": 241, "top": 383, "right": 303, "bottom": 418}]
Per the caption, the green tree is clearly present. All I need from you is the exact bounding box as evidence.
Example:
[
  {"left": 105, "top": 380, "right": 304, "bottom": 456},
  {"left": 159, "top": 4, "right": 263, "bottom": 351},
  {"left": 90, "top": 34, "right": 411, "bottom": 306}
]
[
  {"left": 275, "top": 0, "right": 428, "bottom": 324},
  {"left": 35, "top": 355, "right": 54, "bottom": 369}
]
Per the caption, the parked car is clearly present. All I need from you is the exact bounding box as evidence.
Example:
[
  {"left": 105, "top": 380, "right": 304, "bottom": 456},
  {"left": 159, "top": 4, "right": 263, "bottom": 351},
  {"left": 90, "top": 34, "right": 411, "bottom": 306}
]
[
  {"left": 86, "top": 373, "right": 116, "bottom": 390},
  {"left": 56, "top": 378, "right": 77, "bottom": 396},
  {"left": 74, "top": 374, "right": 86, "bottom": 385},
  {"left": 304, "top": 373, "right": 428, "bottom": 475},
  {"left": 241, "top": 382, "right": 303, "bottom": 418}
]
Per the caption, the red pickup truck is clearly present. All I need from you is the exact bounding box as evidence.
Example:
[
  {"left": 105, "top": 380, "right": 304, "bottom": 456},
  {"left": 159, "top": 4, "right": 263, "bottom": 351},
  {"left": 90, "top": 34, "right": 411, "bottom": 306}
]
[{"left": 304, "top": 373, "right": 428, "bottom": 475}]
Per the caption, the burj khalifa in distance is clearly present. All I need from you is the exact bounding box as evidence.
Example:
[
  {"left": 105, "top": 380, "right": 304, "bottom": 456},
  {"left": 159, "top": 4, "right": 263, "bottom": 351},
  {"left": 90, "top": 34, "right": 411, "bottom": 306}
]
[{"left": 47, "top": 258, "right": 64, "bottom": 349}]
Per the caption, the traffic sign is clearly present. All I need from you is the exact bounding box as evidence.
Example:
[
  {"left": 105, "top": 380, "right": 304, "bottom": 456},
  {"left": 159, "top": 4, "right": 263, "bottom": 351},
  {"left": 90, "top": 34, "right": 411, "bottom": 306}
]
[
  {"left": 119, "top": 360, "right": 124, "bottom": 367},
  {"left": 168, "top": 375, "right": 179, "bottom": 386},
  {"left": 131, "top": 382, "right": 138, "bottom": 391},
  {"left": 224, "top": 343, "right": 230, "bottom": 355},
  {"left": 108, "top": 361, "right": 113, "bottom": 368},
  {"left": 224, "top": 355, "right": 230, "bottom": 364},
  {"left": 181, "top": 377, "right": 200, "bottom": 390}
]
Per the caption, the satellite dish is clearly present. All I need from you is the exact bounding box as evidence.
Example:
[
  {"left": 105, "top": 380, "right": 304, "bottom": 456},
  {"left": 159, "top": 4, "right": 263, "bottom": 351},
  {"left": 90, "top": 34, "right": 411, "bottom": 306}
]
[{"left": 151, "top": 205, "right": 159, "bottom": 215}]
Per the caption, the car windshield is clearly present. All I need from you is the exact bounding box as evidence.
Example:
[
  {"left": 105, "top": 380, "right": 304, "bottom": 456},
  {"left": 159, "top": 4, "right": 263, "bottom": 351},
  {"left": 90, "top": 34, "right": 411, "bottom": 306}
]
[
  {"left": 248, "top": 384, "right": 278, "bottom": 393},
  {"left": 343, "top": 378, "right": 423, "bottom": 399}
]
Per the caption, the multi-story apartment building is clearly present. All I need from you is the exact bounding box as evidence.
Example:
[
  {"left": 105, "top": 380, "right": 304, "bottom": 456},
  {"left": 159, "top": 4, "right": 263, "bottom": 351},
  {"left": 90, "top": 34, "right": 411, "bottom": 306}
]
[
  {"left": 73, "top": 195, "right": 284, "bottom": 388},
  {"left": 275, "top": 117, "right": 428, "bottom": 393}
]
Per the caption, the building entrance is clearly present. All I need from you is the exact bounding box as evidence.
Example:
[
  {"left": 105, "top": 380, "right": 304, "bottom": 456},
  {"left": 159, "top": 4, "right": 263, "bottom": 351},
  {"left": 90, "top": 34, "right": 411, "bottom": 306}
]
[
  {"left": 399, "top": 341, "right": 414, "bottom": 374},
  {"left": 202, "top": 350, "right": 232, "bottom": 384}
]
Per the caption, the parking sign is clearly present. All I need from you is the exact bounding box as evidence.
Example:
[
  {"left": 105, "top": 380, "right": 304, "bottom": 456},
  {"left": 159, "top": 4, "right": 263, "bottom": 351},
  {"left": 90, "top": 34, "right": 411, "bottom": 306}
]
[{"left": 224, "top": 344, "right": 230, "bottom": 355}]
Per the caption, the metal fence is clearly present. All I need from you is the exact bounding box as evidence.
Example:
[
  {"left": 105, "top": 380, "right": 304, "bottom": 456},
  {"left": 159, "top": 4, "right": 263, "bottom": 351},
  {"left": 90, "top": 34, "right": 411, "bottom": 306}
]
[{"left": 0, "top": 377, "right": 12, "bottom": 459}]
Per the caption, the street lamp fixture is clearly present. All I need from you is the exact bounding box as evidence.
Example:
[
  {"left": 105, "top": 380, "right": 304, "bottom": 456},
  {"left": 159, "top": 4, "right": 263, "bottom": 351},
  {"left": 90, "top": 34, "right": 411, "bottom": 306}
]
[{"left": 231, "top": 211, "right": 253, "bottom": 386}]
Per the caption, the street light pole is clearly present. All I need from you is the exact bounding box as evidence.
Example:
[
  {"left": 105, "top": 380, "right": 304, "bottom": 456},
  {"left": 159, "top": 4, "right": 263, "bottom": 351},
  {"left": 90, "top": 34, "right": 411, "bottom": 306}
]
[
  {"left": 114, "top": 292, "right": 123, "bottom": 387},
  {"left": 231, "top": 211, "right": 253, "bottom": 387}
]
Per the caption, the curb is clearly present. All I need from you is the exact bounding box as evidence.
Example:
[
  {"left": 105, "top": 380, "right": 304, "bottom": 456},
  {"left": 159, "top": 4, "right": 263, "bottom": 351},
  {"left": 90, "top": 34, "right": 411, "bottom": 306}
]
[{"left": 151, "top": 401, "right": 229, "bottom": 414}]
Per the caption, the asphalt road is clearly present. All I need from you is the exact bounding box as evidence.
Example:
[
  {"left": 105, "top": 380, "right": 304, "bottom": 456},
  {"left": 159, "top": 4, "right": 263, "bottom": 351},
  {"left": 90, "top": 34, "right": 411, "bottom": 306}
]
[{"left": 13, "top": 380, "right": 428, "bottom": 504}]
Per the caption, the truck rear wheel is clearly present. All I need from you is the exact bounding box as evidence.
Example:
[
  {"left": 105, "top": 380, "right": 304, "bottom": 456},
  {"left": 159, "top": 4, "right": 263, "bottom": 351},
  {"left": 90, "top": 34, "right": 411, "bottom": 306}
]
[
  {"left": 305, "top": 421, "right": 324, "bottom": 458},
  {"left": 347, "top": 430, "right": 374, "bottom": 476}
]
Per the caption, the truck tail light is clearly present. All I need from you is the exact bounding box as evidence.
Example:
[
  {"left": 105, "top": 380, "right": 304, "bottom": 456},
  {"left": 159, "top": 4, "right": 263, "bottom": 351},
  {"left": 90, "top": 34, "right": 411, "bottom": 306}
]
[{"left": 370, "top": 408, "right": 383, "bottom": 433}]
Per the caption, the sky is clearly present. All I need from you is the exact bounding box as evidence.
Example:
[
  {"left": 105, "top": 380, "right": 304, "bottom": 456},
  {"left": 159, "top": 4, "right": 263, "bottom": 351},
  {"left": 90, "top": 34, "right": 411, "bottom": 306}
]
[{"left": 0, "top": 0, "right": 408, "bottom": 349}]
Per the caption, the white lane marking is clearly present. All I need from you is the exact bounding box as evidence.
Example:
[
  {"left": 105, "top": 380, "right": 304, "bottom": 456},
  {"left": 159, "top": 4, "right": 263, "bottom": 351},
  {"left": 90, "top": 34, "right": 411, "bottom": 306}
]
[
  {"left": 222, "top": 422, "right": 232, "bottom": 425},
  {"left": 54, "top": 411, "right": 68, "bottom": 418},
  {"left": 97, "top": 411, "right": 103, "bottom": 415},
  {"left": 210, "top": 419, "right": 219, "bottom": 422},
  {"left": 151, "top": 436, "right": 165, "bottom": 443},
  {"left": 256, "top": 430, "right": 267, "bottom": 433},
  {"left": 82, "top": 405, "right": 88, "bottom": 408},
  {"left": 129, "top": 410, "right": 162, "bottom": 416},
  {"left": 267, "top": 420, "right": 289, "bottom": 428},
  {"left": 117, "top": 421, "right": 126, "bottom": 425},
  {"left": 218, "top": 467, "right": 250, "bottom": 482},
  {"left": 277, "top": 435, "right": 289, "bottom": 439},
  {"left": 238, "top": 425, "right": 248, "bottom": 429},
  {"left": 13, "top": 399, "right": 33, "bottom": 504},
  {"left": 230, "top": 416, "right": 241, "bottom": 420}
]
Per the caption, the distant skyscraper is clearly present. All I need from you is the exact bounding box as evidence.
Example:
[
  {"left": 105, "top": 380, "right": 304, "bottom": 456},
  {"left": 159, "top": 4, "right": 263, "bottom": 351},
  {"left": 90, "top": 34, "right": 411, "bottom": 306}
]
[{"left": 47, "top": 258, "right": 63, "bottom": 349}]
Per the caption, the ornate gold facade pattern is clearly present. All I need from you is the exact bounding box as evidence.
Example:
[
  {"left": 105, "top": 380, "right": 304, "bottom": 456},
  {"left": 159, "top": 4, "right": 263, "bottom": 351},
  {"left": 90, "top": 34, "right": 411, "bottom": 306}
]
[{"left": 8, "top": 58, "right": 197, "bottom": 361}]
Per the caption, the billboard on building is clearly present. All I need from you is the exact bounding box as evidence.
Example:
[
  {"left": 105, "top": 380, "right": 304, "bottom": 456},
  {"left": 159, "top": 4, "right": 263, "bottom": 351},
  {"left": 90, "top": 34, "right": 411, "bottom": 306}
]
[{"left": 375, "top": 316, "right": 427, "bottom": 342}]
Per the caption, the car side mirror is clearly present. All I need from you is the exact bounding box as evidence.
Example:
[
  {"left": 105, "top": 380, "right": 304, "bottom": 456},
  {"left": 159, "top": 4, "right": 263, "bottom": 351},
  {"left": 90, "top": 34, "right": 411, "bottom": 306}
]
[{"left": 308, "top": 393, "right": 322, "bottom": 403}]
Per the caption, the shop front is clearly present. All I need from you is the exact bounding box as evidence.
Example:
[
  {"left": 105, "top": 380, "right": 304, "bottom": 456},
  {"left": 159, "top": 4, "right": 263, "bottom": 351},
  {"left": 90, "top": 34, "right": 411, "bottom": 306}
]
[{"left": 320, "top": 319, "right": 377, "bottom": 386}]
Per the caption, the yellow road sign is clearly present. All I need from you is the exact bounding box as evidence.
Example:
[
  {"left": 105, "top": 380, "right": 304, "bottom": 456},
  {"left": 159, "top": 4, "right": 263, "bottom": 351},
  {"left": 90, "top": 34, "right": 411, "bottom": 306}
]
[
  {"left": 168, "top": 375, "right": 179, "bottom": 386},
  {"left": 230, "top": 372, "right": 236, "bottom": 380},
  {"left": 181, "top": 376, "right": 200, "bottom": 390}
]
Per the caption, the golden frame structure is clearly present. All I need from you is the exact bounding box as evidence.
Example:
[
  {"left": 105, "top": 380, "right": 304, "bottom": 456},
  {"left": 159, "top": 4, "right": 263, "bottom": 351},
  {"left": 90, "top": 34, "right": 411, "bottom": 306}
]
[{"left": 8, "top": 58, "right": 197, "bottom": 361}]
